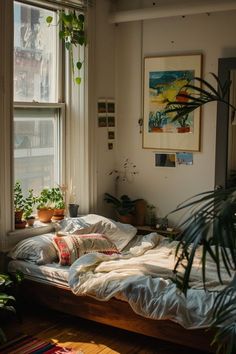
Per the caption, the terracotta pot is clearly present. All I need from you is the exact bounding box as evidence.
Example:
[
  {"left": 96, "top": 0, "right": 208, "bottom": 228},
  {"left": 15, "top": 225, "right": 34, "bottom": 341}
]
[
  {"left": 134, "top": 199, "right": 147, "bottom": 226},
  {"left": 116, "top": 213, "right": 135, "bottom": 225},
  {"left": 37, "top": 208, "right": 54, "bottom": 223},
  {"left": 52, "top": 209, "right": 65, "bottom": 221},
  {"left": 15, "top": 210, "right": 23, "bottom": 224},
  {"left": 26, "top": 217, "right": 35, "bottom": 227},
  {"left": 15, "top": 220, "right": 26, "bottom": 229},
  {"left": 151, "top": 127, "right": 163, "bottom": 132}
]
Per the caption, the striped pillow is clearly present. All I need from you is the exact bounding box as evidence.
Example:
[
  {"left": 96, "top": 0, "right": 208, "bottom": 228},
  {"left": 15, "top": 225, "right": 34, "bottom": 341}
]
[{"left": 53, "top": 233, "right": 119, "bottom": 266}]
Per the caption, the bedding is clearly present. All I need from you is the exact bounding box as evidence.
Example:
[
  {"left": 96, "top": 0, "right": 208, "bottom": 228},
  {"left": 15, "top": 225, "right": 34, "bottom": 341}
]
[
  {"left": 58, "top": 214, "right": 137, "bottom": 251},
  {"left": 53, "top": 233, "right": 119, "bottom": 266},
  {"left": 8, "top": 230, "right": 233, "bottom": 332},
  {"left": 8, "top": 233, "right": 58, "bottom": 265}
]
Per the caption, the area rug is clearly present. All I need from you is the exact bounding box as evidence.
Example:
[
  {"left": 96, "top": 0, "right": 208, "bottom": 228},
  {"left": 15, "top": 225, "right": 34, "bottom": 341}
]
[{"left": 0, "top": 334, "right": 78, "bottom": 354}]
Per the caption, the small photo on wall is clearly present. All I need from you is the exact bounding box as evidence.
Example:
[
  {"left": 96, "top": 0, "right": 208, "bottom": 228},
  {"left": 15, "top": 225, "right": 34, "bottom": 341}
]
[
  {"left": 97, "top": 100, "right": 107, "bottom": 113},
  {"left": 108, "top": 115, "right": 115, "bottom": 127},
  {"left": 107, "top": 100, "right": 115, "bottom": 113},
  {"left": 155, "top": 153, "right": 176, "bottom": 167},
  {"left": 98, "top": 116, "right": 107, "bottom": 127},
  {"left": 108, "top": 142, "right": 113, "bottom": 150},
  {"left": 108, "top": 131, "right": 115, "bottom": 140},
  {"left": 176, "top": 152, "right": 193, "bottom": 165}
]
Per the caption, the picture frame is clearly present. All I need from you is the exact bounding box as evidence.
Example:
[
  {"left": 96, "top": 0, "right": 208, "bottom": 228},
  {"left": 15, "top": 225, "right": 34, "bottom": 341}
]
[{"left": 143, "top": 54, "right": 202, "bottom": 151}]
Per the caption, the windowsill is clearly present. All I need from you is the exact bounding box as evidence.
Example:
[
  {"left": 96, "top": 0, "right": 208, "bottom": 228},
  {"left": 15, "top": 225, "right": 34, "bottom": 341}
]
[{"left": 7, "top": 220, "right": 57, "bottom": 249}]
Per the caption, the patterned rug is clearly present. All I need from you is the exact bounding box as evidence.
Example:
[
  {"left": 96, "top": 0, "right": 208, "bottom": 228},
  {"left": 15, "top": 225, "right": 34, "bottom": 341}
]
[{"left": 0, "top": 334, "right": 78, "bottom": 354}]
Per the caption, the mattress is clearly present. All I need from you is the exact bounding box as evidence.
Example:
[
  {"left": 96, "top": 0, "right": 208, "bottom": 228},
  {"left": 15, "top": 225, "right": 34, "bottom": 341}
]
[{"left": 8, "top": 260, "right": 70, "bottom": 289}]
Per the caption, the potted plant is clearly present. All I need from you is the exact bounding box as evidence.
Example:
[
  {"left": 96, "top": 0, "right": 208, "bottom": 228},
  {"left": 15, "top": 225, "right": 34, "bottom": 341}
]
[
  {"left": 13, "top": 181, "right": 26, "bottom": 229},
  {"left": 46, "top": 10, "right": 86, "bottom": 85},
  {"left": 23, "top": 189, "right": 36, "bottom": 226},
  {"left": 165, "top": 74, "right": 236, "bottom": 354},
  {"left": 52, "top": 187, "right": 66, "bottom": 221},
  {"left": 176, "top": 115, "right": 191, "bottom": 133},
  {"left": 0, "top": 271, "right": 23, "bottom": 343},
  {"left": 104, "top": 193, "right": 146, "bottom": 225},
  {"left": 149, "top": 111, "right": 167, "bottom": 132},
  {"left": 36, "top": 188, "right": 55, "bottom": 223}
]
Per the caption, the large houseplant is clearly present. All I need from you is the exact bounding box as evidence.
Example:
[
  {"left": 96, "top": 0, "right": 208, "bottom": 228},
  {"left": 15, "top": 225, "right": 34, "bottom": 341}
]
[
  {"left": 46, "top": 10, "right": 86, "bottom": 84},
  {"left": 166, "top": 74, "right": 236, "bottom": 354},
  {"left": 0, "top": 271, "right": 23, "bottom": 343}
]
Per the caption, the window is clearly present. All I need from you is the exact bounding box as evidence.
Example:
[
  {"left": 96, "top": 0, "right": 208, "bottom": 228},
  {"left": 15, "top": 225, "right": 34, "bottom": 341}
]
[{"left": 13, "top": 1, "right": 63, "bottom": 196}]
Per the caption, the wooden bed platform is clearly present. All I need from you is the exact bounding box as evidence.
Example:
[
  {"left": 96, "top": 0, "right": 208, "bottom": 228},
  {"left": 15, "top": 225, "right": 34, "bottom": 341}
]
[{"left": 20, "top": 279, "right": 215, "bottom": 353}]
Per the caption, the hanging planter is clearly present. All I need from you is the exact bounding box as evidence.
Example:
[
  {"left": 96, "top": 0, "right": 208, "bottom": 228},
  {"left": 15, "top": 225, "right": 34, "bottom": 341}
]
[{"left": 46, "top": 10, "right": 86, "bottom": 84}]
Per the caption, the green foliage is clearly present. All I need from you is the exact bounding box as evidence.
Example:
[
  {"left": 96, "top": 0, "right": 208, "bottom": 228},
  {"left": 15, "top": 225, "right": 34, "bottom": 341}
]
[
  {"left": 46, "top": 10, "right": 86, "bottom": 84},
  {"left": 36, "top": 187, "right": 65, "bottom": 210},
  {"left": 104, "top": 193, "right": 137, "bottom": 216},
  {"left": 23, "top": 189, "right": 36, "bottom": 219},
  {"left": 14, "top": 181, "right": 24, "bottom": 212},
  {"left": 0, "top": 271, "right": 23, "bottom": 343},
  {"left": 166, "top": 74, "right": 236, "bottom": 354}
]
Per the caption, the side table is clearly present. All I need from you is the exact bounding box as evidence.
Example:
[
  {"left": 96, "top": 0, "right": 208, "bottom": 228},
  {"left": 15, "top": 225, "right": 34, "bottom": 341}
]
[{"left": 136, "top": 225, "right": 181, "bottom": 239}]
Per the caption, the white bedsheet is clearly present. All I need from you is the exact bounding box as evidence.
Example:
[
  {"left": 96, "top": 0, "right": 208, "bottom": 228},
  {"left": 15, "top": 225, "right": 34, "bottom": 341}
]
[
  {"left": 8, "top": 260, "right": 70, "bottom": 288},
  {"left": 68, "top": 232, "right": 233, "bottom": 329}
]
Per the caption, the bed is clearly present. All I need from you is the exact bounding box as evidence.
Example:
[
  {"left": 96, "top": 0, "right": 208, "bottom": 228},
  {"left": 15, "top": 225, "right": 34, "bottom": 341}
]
[{"left": 8, "top": 214, "right": 226, "bottom": 352}]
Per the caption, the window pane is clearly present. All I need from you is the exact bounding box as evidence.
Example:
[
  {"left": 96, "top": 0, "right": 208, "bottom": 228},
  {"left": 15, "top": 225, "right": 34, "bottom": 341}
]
[
  {"left": 14, "top": 2, "right": 57, "bottom": 102},
  {"left": 14, "top": 108, "right": 60, "bottom": 195}
]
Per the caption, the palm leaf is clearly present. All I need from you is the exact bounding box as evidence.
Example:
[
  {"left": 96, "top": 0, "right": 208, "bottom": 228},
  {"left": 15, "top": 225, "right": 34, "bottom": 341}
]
[{"left": 165, "top": 73, "right": 235, "bottom": 120}]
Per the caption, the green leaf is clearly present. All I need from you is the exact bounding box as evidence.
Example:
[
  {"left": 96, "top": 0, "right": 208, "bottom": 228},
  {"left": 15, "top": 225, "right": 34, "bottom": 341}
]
[
  {"left": 46, "top": 16, "right": 53, "bottom": 24},
  {"left": 76, "top": 61, "right": 82, "bottom": 70},
  {"left": 75, "top": 77, "right": 81, "bottom": 85}
]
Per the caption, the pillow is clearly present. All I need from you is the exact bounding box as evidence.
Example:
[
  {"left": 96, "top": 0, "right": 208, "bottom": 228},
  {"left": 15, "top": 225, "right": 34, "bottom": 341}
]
[
  {"left": 58, "top": 214, "right": 137, "bottom": 251},
  {"left": 8, "top": 233, "right": 58, "bottom": 265},
  {"left": 53, "top": 233, "right": 119, "bottom": 266}
]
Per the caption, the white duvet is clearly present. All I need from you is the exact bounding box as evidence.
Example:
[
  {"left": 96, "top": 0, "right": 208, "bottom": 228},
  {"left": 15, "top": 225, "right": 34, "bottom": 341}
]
[{"left": 68, "top": 232, "right": 233, "bottom": 329}]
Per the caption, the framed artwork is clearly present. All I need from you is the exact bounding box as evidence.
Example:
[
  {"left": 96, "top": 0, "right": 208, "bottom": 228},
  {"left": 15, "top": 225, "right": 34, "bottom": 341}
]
[{"left": 143, "top": 54, "right": 202, "bottom": 151}]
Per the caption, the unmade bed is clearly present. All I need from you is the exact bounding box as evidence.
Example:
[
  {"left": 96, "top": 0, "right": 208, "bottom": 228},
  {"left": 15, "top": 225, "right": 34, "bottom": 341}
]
[{"left": 8, "top": 214, "right": 228, "bottom": 352}]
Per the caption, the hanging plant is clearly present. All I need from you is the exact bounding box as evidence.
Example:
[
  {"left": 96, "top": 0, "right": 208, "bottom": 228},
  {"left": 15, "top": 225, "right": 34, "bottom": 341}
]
[{"left": 46, "top": 10, "right": 86, "bottom": 84}]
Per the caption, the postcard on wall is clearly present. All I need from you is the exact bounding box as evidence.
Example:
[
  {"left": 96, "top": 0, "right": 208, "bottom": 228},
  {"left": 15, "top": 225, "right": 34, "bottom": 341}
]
[
  {"left": 98, "top": 115, "right": 107, "bottom": 127},
  {"left": 107, "top": 115, "right": 115, "bottom": 127},
  {"left": 176, "top": 152, "right": 193, "bottom": 165},
  {"left": 97, "top": 100, "right": 107, "bottom": 114},
  {"left": 107, "top": 99, "right": 115, "bottom": 113},
  {"left": 108, "top": 131, "right": 115, "bottom": 140},
  {"left": 155, "top": 153, "right": 176, "bottom": 167},
  {"left": 143, "top": 54, "right": 202, "bottom": 151}
]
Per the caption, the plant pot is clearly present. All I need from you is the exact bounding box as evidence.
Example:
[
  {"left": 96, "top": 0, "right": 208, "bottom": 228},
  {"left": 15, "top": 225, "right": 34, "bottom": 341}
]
[
  {"left": 37, "top": 208, "right": 54, "bottom": 223},
  {"left": 15, "top": 210, "right": 23, "bottom": 224},
  {"left": 15, "top": 220, "right": 26, "bottom": 229},
  {"left": 68, "top": 204, "right": 79, "bottom": 217},
  {"left": 26, "top": 217, "right": 35, "bottom": 227},
  {"left": 52, "top": 209, "right": 65, "bottom": 221},
  {"left": 116, "top": 213, "right": 135, "bottom": 225},
  {"left": 151, "top": 127, "right": 163, "bottom": 132},
  {"left": 134, "top": 199, "right": 147, "bottom": 226}
]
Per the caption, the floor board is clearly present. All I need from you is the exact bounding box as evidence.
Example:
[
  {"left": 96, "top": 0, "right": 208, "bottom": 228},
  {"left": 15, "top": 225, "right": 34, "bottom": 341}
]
[{"left": 2, "top": 305, "right": 210, "bottom": 354}]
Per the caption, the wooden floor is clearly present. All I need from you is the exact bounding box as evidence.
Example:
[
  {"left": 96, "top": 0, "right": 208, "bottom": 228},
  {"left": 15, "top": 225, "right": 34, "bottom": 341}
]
[{"left": 2, "top": 305, "right": 210, "bottom": 354}]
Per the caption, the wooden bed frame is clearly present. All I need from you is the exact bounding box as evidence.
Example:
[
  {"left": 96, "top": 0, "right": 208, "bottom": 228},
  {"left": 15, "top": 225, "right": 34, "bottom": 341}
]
[{"left": 20, "top": 279, "right": 215, "bottom": 353}]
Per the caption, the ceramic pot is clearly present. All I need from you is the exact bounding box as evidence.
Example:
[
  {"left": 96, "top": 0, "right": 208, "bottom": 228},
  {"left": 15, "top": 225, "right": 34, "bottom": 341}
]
[
  {"left": 68, "top": 204, "right": 79, "bottom": 217},
  {"left": 37, "top": 208, "right": 54, "bottom": 223},
  {"left": 52, "top": 209, "right": 65, "bottom": 221}
]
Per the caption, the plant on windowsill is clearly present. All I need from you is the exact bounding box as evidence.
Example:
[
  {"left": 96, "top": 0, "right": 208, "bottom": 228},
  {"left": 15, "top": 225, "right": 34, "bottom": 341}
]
[
  {"left": 23, "top": 189, "right": 36, "bottom": 227},
  {"left": 36, "top": 188, "right": 55, "bottom": 223},
  {"left": 14, "top": 181, "right": 26, "bottom": 229},
  {"left": 46, "top": 10, "right": 86, "bottom": 85},
  {"left": 52, "top": 186, "right": 66, "bottom": 221},
  {"left": 165, "top": 73, "right": 236, "bottom": 354}
]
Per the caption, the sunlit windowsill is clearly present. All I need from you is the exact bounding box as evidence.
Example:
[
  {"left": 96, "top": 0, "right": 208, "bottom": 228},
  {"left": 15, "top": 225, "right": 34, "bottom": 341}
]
[{"left": 7, "top": 220, "right": 57, "bottom": 248}]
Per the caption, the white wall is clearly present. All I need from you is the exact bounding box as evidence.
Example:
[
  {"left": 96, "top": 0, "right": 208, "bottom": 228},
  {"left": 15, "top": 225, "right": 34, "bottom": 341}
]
[{"left": 113, "top": 10, "right": 236, "bottom": 225}]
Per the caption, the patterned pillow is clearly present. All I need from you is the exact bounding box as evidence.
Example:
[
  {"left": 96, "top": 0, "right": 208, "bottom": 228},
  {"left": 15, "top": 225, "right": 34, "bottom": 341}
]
[{"left": 53, "top": 233, "right": 119, "bottom": 266}]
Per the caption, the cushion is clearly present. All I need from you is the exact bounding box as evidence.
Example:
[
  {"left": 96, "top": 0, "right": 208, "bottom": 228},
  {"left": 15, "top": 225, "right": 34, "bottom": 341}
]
[
  {"left": 8, "top": 233, "right": 58, "bottom": 265},
  {"left": 58, "top": 214, "right": 137, "bottom": 251},
  {"left": 53, "top": 233, "right": 119, "bottom": 266}
]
